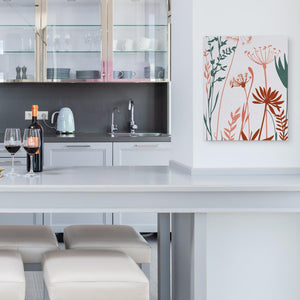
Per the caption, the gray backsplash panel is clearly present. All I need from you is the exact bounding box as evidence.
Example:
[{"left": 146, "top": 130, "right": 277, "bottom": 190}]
[{"left": 0, "top": 83, "right": 168, "bottom": 135}]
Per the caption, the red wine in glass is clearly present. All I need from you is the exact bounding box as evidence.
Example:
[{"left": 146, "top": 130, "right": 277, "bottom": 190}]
[
  {"left": 4, "top": 128, "right": 22, "bottom": 176},
  {"left": 5, "top": 145, "right": 21, "bottom": 155},
  {"left": 23, "top": 147, "right": 39, "bottom": 155},
  {"left": 23, "top": 129, "right": 40, "bottom": 178}
]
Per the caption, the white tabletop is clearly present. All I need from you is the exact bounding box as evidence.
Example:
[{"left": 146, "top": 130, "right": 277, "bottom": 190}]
[{"left": 0, "top": 166, "right": 300, "bottom": 192}]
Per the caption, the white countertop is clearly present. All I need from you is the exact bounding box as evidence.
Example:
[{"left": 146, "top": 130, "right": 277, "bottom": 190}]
[
  {"left": 0, "top": 166, "right": 300, "bottom": 192},
  {"left": 0, "top": 166, "right": 299, "bottom": 213}
]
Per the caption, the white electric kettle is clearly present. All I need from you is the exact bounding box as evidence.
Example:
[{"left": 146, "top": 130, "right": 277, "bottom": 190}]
[{"left": 51, "top": 107, "right": 75, "bottom": 134}]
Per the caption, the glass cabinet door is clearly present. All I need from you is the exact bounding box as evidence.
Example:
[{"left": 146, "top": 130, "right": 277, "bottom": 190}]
[
  {"left": 109, "top": 0, "right": 169, "bottom": 82},
  {"left": 44, "top": 0, "right": 104, "bottom": 82},
  {"left": 0, "top": 0, "right": 37, "bottom": 82}
]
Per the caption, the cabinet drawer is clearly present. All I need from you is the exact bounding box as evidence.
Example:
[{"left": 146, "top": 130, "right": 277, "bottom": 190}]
[
  {"left": 44, "top": 143, "right": 113, "bottom": 168},
  {"left": 113, "top": 142, "right": 171, "bottom": 166},
  {"left": 0, "top": 157, "right": 26, "bottom": 167}
]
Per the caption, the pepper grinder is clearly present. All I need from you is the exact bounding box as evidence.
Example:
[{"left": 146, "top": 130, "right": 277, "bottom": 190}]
[
  {"left": 16, "top": 66, "right": 21, "bottom": 80},
  {"left": 22, "top": 66, "right": 27, "bottom": 80}
]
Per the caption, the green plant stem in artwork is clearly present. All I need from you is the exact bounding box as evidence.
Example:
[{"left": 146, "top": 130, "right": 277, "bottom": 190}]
[
  {"left": 275, "top": 54, "right": 288, "bottom": 116},
  {"left": 203, "top": 36, "right": 237, "bottom": 140}
]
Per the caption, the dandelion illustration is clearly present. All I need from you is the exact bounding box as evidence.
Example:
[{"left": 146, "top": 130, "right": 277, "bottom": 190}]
[
  {"left": 230, "top": 73, "right": 251, "bottom": 88},
  {"left": 252, "top": 87, "right": 284, "bottom": 140},
  {"left": 245, "top": 46, "right": 280, "bottom": 69},
  {"left": 230, "top": 68, "right": 254, "bottom": 139}
]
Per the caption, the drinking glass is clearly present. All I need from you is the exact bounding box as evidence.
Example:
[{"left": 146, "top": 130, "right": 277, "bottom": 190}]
[
  {"left": 4, "top": 128, "right": 22, "bottom": 176},
  {"left": 23, "top": 129, "right": 40, "bottom": 178}
]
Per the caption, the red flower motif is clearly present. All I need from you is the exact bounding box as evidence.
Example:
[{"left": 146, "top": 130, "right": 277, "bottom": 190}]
[{"left": 252, "top": 87, "right": 283, "bottom": 114}]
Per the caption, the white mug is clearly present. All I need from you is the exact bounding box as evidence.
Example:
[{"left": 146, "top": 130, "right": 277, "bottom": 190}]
[
  {"left": 124, "top": 39, "right": 134, "bottom": 51},
  {"left": 149, "top": 39, "right": 159, "bottom": 51},
  {"left": 113, "top": 39, "right": 118, "bottom": 51},
  {"left": 137, "top": 37, "right": 151, "bottom": 51}
]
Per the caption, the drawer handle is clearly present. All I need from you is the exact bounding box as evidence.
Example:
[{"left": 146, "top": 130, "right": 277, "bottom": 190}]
[
  {"left": 0, "top": 160, "right": 23, "bottom": 164},
  {"left": 134, "top": 144, "right": 160, "bottom": 148},
  {"left": 65, "top": 145, "right": 91, "bottom": 148}
]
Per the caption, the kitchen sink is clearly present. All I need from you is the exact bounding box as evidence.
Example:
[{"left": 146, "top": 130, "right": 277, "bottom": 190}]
[{"left": 108, "top": 132, "right": 165, "bottom": 137}]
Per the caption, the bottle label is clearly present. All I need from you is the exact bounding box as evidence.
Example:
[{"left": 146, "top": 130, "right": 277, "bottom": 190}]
[{"left": 27, "top": 137, "right": 39, "bottom": 149}]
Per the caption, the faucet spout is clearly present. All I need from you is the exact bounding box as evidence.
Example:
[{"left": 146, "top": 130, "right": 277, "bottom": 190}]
[
  {"left": 128, "top": 99, "right": 138, "bottom": 134},
  {"left": 111, "top": 106, "right": 120, "bottom": 135}
]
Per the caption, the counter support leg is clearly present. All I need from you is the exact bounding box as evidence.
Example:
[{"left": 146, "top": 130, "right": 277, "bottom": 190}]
[
  {"left": 34, "top": 213, "right": 44, "bottom": 225},
  {"left": 172, "top": 213, "right": 207, "bottom": 300},
  {"left": 158, "top": 213, "right": 171, "bottom": 300}
]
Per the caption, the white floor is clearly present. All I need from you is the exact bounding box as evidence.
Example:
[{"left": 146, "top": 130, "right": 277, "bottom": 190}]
[{"left": 25, "top": 234, "right": 158, "bottom": 300}]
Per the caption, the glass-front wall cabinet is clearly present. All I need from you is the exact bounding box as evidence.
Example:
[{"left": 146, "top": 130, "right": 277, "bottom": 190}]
[
  {"left": 0, "top": 0, "right": 170, "bottom": 83},
  {"left": 0, "top": 0, "right": 37, "bottom": 82},
  {"left": 111, "top": 0, "right": 169, "bottom": 81},
  {"left": 45, "top": 0, "right": 104, "bottom": 81}
]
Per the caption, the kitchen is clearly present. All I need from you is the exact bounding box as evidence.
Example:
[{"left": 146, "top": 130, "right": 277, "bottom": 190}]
[{"left": 0, "top": 0, "right": 299, "bottom": 300}]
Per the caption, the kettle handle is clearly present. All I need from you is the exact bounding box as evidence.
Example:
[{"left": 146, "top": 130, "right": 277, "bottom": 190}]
[{"left": 51, "top": 111, "right": 59, "bottom": 124}]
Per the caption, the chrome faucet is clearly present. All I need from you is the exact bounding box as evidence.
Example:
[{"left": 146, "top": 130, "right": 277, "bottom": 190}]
[
  {"left": 128, "top": 99, "right": 138, "bottom": 134},
  {"left": 111, "top": 106, "right": 120, "bottom": 135}
]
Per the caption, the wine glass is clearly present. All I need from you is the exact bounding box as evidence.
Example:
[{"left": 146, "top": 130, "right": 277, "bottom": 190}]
[
  {"left": 23, "top": 129, "right": 40, "bottom": 178},
  {"left": 4, "top": 128, "right": 22, "bottom": 176}
]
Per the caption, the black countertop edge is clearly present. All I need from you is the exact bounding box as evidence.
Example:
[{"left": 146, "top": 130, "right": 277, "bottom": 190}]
[{"left": 44, "top": 133, "right": 171, "bottom": 143}]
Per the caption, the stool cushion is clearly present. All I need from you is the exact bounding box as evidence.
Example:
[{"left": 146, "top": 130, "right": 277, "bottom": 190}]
[
  {"left": 0, "top": 225, "right": 58, "bottom": 263},
  {"left": 0, "top": 250, "right": 25, "bottom": 300},
  {"left": 42, "top": 249, "right": 149, "bottom": 300},
  {"left": 64, "top": 225, "right": 151, "bottom": 263}
]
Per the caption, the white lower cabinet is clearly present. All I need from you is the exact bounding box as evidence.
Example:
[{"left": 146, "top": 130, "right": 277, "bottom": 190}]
[
  {"left": 113, "top": 142, "right": 171, "bottom": 166},
  {"left": 44, "top": 142, "right": 113, "bottom": 168},
  {"left": 113, "top": 142, "right": 171, "bottom": 232},
  {"left": 44, "top": 143, "right": 113, "bottom": 233}
]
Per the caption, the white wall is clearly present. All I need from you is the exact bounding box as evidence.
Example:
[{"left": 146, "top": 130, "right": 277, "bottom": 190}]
[
  {"left": 207, "top": 214, "right": 300, "bottom": 300},
  {"left": 172, "top": 0, "right": 300, "bottom": 299},
  {"left": 172, "top": 0, "right": 300, "bottom": 169},
  {"left": 171, "top": 0, "right": 195, "bottom": 167}
]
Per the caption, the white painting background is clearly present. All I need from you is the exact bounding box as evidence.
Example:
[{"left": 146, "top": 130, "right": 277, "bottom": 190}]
[{"left": 203, "top": 36, "right": 288, "bottom": 141}]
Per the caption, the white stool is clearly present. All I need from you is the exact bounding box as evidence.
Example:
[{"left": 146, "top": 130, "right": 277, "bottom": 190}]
[
  {"left": 0, "top": 250, "right": 25, "bottom": 300},
  {"left": 0, "top": 225, "right": 58, "bottom": 266},
  {"left": 64, "top": 225, "right": 151, "bottom": 277},
  {"left": 42, "top": 249, "right": 149, "bottom": 300},
  {"left": 0, "top": 225, "right": 59, "bottom": 299}
]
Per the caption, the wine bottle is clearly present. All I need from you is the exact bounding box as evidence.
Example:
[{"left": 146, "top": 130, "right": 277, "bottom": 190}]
[{"left": 27, "top": 105, "right": 44, "bottom": 172}]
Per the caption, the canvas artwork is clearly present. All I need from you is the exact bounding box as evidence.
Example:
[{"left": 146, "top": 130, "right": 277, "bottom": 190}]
[{"left": 203, "top": 36, "right": 288, "bottom": 141}]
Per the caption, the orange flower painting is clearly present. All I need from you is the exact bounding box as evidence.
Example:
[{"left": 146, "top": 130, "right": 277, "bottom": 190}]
[{"left": 203, "top": 36, "right": 288, "bottom": 141}]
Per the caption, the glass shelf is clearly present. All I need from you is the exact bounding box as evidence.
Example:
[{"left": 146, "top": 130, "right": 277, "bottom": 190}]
[
  {"left": 113, "top": 51, "right": 167, "bottom": 53},
  {"left": 48, "top": 25, "right": 102, "bottom": 27},
  {"left": 3, "top": 51, "right": 35, "bottom": 54},
  {"left": 113, "top": 25, "right": 167, "bottom": 27},
  {"left": 0, "top": 25, "right": 34, "bottom": 27},
  {"left": 47, "top": 51, "right": 101, "bottom": 53}
]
